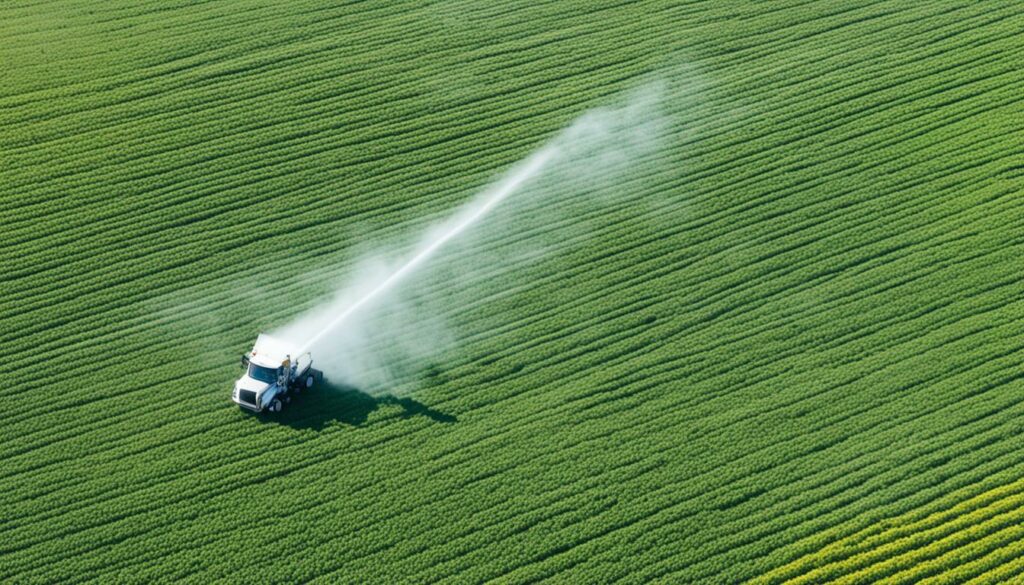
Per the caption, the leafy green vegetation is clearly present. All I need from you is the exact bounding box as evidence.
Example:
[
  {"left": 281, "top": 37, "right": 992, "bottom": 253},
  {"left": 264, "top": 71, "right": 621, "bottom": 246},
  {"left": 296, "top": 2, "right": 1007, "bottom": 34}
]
[{"left": 2, "top": 0, "right": 1021, "bottom": 582}]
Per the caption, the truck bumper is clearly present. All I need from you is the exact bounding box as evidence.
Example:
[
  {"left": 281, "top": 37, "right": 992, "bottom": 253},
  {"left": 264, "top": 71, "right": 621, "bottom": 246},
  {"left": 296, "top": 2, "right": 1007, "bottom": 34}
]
[{"left": 233, "top": 397, "right": 262, "bottom": 412}]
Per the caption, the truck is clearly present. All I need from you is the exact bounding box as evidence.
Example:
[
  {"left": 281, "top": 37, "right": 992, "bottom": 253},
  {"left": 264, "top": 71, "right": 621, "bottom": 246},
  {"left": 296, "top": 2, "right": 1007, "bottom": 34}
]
[{"left": 232, "top": 333, "right": 322, "bottom": 413}]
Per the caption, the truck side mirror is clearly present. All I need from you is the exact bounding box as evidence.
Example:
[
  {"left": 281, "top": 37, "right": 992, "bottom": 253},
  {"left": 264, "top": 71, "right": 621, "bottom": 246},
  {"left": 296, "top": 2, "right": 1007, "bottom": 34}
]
[{"left": 241, "top": 355, "right": 250, "bottom": 369}]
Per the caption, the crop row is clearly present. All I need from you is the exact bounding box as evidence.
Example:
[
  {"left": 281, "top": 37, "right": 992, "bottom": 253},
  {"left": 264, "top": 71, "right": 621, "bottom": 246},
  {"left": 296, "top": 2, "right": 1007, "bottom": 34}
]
[
  {"left": 6, "top": 147, "right": 1015, "bottom": 499},
  {"left": 6, "top": 63, "right": 1015, "bottom": 411},
  {"left": 6, "top": 37, "right": 1015, "bottom": 374},
  {"left": 4, "top": 0, "right": 995, "bottom": 256},
  {"left": 4, "top": 274, "right": 1019, "bottom": 577},
  {"left": 4, "top": 0, "right": 1023, "bottom": 582}
]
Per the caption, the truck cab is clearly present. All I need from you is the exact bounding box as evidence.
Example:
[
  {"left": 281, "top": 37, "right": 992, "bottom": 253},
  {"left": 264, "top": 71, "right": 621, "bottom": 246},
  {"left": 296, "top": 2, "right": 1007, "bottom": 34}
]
[{"left": 233, "top": 333, "right": 319, "bottom": 413}]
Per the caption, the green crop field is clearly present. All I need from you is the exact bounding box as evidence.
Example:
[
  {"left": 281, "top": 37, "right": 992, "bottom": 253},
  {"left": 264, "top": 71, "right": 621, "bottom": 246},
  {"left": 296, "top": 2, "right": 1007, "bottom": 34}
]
[{"left": 2, "top": 0, "right": 1022, "bottom": 582}]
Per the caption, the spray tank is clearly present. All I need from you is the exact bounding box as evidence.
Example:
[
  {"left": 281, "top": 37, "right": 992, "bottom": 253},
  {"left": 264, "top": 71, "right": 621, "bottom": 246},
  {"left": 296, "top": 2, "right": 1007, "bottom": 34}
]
[{"left": 233, "top": 333, "right": 322, "bottom": 413}]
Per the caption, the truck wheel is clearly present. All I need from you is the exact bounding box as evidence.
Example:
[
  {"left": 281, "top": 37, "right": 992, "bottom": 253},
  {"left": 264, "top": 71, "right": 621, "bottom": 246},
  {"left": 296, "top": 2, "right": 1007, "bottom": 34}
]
[{"left": 270, "top": 399, "right": 283, "bottom": 413}]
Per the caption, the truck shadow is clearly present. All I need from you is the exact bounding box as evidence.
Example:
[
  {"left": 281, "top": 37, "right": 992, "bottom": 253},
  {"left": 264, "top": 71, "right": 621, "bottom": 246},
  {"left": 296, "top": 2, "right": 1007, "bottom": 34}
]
[{"left": 262, "top": 380, "right": 457, "bottom": 431}]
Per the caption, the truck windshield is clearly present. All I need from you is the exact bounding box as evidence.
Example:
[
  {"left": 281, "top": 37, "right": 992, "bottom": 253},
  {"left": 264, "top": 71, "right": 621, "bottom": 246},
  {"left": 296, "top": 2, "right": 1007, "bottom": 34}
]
[{"left": 248, "top": 363, "right": 278, "bottom": 384}]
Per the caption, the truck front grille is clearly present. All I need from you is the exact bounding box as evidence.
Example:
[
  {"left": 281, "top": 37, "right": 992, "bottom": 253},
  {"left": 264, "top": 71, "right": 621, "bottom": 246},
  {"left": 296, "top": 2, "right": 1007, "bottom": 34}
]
[{"left": 239, "top": 390, "right": 257, "bottom": 406}]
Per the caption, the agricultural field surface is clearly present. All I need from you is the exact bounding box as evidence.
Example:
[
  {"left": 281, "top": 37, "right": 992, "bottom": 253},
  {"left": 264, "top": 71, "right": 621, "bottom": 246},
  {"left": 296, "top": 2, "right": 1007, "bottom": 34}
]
[{"left": 2, "top": 0, "right": 1023, "bottom": 582}]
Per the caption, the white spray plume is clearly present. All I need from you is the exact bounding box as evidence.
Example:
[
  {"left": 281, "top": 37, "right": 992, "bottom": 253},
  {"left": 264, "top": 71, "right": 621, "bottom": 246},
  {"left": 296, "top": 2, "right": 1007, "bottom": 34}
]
[
  {"left": 295, "top": 146, "right": 557, "bottom": 354},
  {"left": 274, "top": 82, "right": 670, "bottom": 394}
]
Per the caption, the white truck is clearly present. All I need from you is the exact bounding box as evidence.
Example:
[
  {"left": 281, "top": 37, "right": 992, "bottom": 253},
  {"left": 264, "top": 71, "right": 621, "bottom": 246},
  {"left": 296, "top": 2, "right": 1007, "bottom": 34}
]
[{"left": 232, "top": 333, "right": 322, "bottom": 413}]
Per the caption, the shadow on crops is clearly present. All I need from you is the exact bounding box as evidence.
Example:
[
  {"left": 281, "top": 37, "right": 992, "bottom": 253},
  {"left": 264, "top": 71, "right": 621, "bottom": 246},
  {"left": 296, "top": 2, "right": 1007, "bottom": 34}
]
[{"left": 255, "top": 379, "right": 456, "bottom": 431}]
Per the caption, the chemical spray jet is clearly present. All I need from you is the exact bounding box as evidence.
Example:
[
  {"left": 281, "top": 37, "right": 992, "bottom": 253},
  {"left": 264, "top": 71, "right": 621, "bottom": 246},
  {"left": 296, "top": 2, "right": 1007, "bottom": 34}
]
[
  {"left": 232, "top": 83, "right": 667, "bottom": 411},
  {"left": 230, "top": 149, "right": 555, "bottom": 414},
  {"left": 298, "top": 146, "right": 558, "bottom": 355}
]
